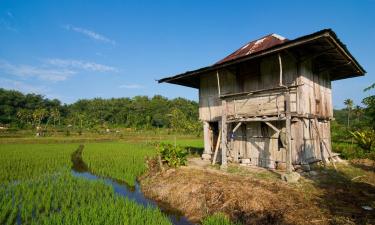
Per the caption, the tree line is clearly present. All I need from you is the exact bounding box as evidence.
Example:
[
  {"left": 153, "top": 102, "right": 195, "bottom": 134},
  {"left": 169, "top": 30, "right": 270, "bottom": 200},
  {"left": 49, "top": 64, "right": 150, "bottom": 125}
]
[{"left": 0, "top": 88, "right": 201, "bottom": 134}]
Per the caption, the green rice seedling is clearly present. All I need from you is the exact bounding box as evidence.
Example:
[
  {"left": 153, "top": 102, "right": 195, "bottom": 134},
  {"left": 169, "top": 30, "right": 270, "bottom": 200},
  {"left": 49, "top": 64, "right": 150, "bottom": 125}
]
[
  {"left": 83, "top": 142, "right": 156, "bottom": 186},
  {"left": 0, "top": 142, "right": 173, "bottom": 225},
  {"left": 0, "top": 143, "right": 76, "bottom": 183},
  {"left": 0, "top": 170, "right": 171, "bottom": 225},
  {"left": 202, "top": 213, "right": 240, "bottom": 225}
]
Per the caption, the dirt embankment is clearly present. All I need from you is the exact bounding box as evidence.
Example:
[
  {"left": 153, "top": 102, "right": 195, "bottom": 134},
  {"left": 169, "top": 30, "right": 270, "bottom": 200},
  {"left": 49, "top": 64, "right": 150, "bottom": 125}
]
[{"left": 140, "top": 165, "right": 329, "bottom": 225}]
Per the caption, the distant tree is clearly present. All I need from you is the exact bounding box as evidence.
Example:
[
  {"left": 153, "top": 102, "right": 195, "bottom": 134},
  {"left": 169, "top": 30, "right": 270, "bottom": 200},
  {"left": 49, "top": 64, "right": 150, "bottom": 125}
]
[
  {"left": 353, "top": 105, "right": 363, "bottom": 123},
  {"left": 344, "top": 99, "right": 353, "bottom": 128},
  {"left": 32, "top": 108, "right": 48, "bottom": 127},
  {"left": 16, "top": 109, "right": 32, "bottom": 127},
  {"left": 50, "top": 108, "right": 61, "bottom": 127}
]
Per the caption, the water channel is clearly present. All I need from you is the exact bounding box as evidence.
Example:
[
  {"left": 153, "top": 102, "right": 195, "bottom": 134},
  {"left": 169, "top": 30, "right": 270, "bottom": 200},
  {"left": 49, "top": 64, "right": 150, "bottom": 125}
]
[{"left": 71, "top": 145, "right": 193, "bottom": 225}]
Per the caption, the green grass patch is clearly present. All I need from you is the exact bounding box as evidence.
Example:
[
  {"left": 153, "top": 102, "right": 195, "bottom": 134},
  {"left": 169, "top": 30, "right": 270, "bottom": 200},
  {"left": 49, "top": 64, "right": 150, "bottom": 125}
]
[
  {"left": 0, "top": 142, "right": 174, "bottom": 225},
  {"left": 0, "top": 170, "right": 171, "bottom": 225},
  {"left": 332, "top": 141, "right": 366, "bottom": 159},
  {"left": 83, "top": 142, "right": 156, "bottom": 186},
  {"left": 202, "top": 213, "right": 240, "bottom": 225},
  {"left": 0, "top": 143, "right": 76, "bottom": 183}
]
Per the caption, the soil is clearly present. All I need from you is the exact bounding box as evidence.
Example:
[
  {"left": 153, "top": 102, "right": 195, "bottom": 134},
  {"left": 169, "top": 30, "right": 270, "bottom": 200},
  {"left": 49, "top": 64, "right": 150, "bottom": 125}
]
[{"left": 140, "top": 158, "right": 375, "bottom": 225}]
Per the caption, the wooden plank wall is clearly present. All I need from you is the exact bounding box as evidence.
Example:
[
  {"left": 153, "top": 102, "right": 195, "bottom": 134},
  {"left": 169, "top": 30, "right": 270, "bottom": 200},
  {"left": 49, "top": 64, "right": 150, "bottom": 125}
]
[
  {"left": 242, "top": 121, "right": 286, "bottom": 168},
  {"left": 199, "top": 72, "right": 221, "bottom": 121},
  {"left": 199, "top": 55, "right": 333, "bottom": 167},
  {"left": 227, "top": 91, "right": 297, "bottom": 117},
  {"left": 297, "top": 60, "right": 333, "bottom": 118}
]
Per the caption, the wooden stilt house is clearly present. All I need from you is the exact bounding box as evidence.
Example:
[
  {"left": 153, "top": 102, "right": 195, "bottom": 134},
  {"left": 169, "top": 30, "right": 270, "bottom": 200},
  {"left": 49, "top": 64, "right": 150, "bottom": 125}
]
[{"left": 159, "top": 29, "right": 365, "bottom": 170}]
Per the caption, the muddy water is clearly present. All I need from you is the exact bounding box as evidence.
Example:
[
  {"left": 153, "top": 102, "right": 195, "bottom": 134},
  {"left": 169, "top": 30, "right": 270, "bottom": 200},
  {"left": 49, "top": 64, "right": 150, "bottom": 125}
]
[{"left": 71, "top": 145, "right": 193, "bottom": 225}]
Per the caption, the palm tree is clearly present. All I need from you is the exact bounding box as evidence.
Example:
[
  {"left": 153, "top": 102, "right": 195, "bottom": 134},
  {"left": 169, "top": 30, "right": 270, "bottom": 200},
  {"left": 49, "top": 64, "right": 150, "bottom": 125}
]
[
  {"left": 344, "top": 99, "right": 354, "bottom": 128},
  {"left": 353, "top": 105, "right": 363, "bottom": 123}
]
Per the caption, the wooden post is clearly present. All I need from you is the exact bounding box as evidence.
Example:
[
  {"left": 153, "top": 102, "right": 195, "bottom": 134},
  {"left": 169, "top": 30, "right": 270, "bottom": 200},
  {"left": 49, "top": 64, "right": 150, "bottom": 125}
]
[
  {"left": 285, "top": 91, "right": 293, "bottom": 173},
  {"left": 221, "top": 100, "right": 228, "bottom": 169},
  {"left": 202, "top": 121, "right": 212, "bottom": 160},
  {"left": 212, "top": 130, "right": 222, "bottom": 165}
]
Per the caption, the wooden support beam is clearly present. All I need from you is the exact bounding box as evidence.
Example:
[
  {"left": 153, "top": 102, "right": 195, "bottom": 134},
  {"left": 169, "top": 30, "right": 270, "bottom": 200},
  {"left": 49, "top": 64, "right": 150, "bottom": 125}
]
[
  {"left": 300, "top": 47, "right": 336, "bottom": 62},
  {"left": 278, "top": 53, "right": 283, "bottom": 86},
  {"left": 227, "top": 116, "right": 286, "bottom": 123},
  {"left": 232, "top": 122, "right": 242, "bottom": 133},
  {"left": 212, "top": 127, "right": 222, "bottom": 165},
  {"left": 312, "top": 118, "right": 337, "bottom": 170},
  {"left": 285, "top": 91, "right": 293, "bottom": 173},
  {"left": 219, "top": 84, "right": 302, "bottom": 99},
  {"left": 221, "top": 100, "right": 228, "bottom": 169},
  {"left": 264, "top": 121, "right": 280, "bottom": 133},
  {"left": 216, "top": 70, "right": 221, "bottom": 96},
  {"left": 317, "top": 61, "right": 351, "bottom": 74}
]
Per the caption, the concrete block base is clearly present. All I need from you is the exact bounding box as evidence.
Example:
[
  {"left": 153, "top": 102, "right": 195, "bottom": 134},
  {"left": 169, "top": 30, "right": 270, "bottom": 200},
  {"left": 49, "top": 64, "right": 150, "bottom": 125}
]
[
  {"left": 281, "top": 172, "right": 301, "bottom": 183},
  {"left": 201, "top": 153, "right": 212, "bottom": 161}
]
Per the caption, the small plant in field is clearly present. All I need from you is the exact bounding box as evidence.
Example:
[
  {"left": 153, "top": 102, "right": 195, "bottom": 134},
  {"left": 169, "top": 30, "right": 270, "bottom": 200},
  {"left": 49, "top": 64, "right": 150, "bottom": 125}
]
[
  {"left": 350, "top": 129, "right": 375, "bottom": 152},
  {"left": 202, "top": 213, "right": 240, "bottom": 225},
  {"left": 157, "top": 143, "right": 188, "bottom": 167}
]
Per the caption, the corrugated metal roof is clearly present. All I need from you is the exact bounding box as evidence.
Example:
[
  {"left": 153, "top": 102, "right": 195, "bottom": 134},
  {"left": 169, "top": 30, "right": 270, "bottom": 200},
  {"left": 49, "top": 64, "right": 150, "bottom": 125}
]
[
  {"left": 216, "top": 34, "right": 288, "bottom": 64},
  {"left": 158, "top": 29, "right": 366, "bottom": 88}
]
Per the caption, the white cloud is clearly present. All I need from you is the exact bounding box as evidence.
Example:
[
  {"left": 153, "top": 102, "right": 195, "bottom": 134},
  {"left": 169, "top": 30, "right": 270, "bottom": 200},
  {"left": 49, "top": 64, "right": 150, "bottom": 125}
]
[
  {"left": 0, "top": 78, "right": 49, "bottom": 94},
  {"left": 0, "top": 60, "right": 75, "bottom": 81},
  {"left": 119, "top": 84, "right": 143, "bottom": 89},
  {"left": 64, "top": 24, "right": 116, "bottom": 45},
  {"left": 45, "top": 58, "right": 118, "bottom": 72}
]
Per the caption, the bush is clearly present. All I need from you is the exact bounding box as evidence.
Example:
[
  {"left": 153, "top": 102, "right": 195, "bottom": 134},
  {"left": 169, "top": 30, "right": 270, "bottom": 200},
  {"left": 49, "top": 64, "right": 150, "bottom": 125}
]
[
  {"left": 157, "top": 143, "right": 188, "bottom": 167},
  {"left": 350, "top": 129, "right": 375, "bottom": 152},
  {"left": 332, "top": 142, "right": 366, "bottom": 159}
]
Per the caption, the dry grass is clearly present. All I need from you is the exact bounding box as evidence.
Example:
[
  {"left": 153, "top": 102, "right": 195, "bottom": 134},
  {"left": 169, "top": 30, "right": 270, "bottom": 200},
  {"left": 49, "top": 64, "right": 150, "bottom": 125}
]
[{"left": 140, "top": 159, "right": 375, "bottom": 225}]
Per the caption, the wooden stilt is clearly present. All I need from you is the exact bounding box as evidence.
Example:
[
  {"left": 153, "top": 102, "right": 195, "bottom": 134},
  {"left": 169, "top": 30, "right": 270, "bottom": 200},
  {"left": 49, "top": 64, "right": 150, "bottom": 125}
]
[
  {"left": 221, "top": 100, "right": 228, "bottom": 169},
  {"left": 285, "top": 91, "right": 293, "bottom": 173},
  {"left": 313, "top": 118, "right": 337, "bottom": 170},
  {"left": 212, "top": 131, "right": 222, "bottom": 165}
]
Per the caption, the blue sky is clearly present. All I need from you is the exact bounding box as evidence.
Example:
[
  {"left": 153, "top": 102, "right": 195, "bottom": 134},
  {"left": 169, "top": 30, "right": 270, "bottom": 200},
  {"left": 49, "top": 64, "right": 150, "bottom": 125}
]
[{"left": 0, "top": 0, "right": 374, "bottom": 108}]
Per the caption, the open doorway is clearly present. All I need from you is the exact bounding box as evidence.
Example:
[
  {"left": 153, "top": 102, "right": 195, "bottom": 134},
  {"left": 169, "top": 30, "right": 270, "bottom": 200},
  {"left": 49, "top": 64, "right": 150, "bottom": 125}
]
[{"left": 209, "top": 122, "right": 219, "bottom": 152}]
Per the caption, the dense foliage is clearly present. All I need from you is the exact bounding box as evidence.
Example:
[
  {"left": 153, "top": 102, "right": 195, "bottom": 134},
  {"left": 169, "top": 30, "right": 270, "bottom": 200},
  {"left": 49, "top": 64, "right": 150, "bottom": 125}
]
[
  {"left": 157, "top": 143, "right": 188, "bottom": 167},
  {"left": 332, "top": 83, "right": 375, "bottom": 159},
  {"left": 0, "top": 88, "right": 200, "bottom": 134}
]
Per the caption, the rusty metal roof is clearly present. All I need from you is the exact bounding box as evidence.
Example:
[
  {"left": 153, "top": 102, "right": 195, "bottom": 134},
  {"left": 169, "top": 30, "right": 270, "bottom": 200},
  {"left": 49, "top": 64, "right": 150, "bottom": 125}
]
[
  {"left": 216, "top": 34, "right": 288, "bottom": 64},
  {"left": 158, "top": 29, "right": 366, "bottom": 89}
]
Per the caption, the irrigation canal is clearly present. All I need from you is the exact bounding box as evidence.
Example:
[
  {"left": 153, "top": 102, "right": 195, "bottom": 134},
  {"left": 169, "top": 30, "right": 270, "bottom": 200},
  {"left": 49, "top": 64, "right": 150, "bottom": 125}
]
[{"left": 71, "top": 145, "right": 193, "bottom": 225}]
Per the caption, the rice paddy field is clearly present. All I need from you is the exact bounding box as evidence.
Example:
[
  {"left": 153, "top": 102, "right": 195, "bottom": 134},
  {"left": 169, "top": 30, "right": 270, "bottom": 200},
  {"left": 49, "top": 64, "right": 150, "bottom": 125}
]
[{"left": 0, "top": 135, "right": 204, "bottom": 225}]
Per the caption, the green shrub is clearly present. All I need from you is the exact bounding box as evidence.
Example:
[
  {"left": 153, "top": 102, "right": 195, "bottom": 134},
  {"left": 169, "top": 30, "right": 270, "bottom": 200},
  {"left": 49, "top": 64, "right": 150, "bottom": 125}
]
[
  {"left": 157, "top": 143, "right": 188, "bottom": 167},
  {"left": 350, "top": 129, "right": 375, "bottom": 152},
  {"left": 332, "top": 142, "right": 366, "bottom": 159},
  {"left": 202, "top": 213, "right": 240, "bottom": 225}
]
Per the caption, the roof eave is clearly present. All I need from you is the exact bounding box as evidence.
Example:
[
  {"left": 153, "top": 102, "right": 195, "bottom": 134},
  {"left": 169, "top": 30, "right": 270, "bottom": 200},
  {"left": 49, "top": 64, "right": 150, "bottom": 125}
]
[{"left": 158, "top": 29, "right": 366, "bottom": 88}]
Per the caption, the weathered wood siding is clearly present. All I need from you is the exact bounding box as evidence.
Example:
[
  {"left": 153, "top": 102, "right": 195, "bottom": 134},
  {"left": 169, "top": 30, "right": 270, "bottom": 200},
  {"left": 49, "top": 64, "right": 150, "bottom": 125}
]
[
  {"left": 199, "top": 53, "right": 299, "bottom": 121},
  {"left": 199, "top": 72, "right": 221, "bottom": 121},
  {"left": 199, "top": 54, "right": 333, "bottom": 168},
  {"left": 297, "top": 60, "right": 333, "bottom": 118}
]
